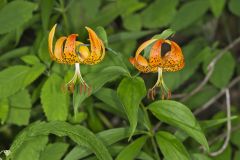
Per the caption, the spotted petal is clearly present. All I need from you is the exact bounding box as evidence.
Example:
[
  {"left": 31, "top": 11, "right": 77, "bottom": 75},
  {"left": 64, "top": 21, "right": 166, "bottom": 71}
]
[{"left": 84, "top": 27, "right": 105, "bottom": 65}]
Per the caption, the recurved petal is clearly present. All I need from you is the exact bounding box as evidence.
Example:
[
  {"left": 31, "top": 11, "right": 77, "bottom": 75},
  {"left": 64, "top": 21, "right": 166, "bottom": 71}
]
[
  {"left": 54, "top": 36, "right": 67, "bottom": 62},
  {"left": 149, "top": 40, "right": 164, "bottom": 67},
  {"left": 62, "top": 34, "right": 81, "bottom": 64},
  {"left": 162, "top": 40, "right": 185, "bottom": 72},
  {"left": 85, "top": 27, "right": 105, "bottom": 64},
  {"left": 85, "top": 27, "right": 103, "bottom": 55},
  {"left": 135, "top": 39, "right": 157, "bottom": 57},
  {"left": 48, "top": 24, "right": 57, "bottom": 60}
]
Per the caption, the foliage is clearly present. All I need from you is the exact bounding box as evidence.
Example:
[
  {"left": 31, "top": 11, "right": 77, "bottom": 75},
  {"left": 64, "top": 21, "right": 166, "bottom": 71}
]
[{"left": 0, "top": 0, "right": 240, "bottom": 160}]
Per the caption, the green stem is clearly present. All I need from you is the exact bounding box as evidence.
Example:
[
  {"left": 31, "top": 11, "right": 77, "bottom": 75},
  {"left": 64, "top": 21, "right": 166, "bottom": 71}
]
[
  {"left": 59, "top": 0, "right": 70, "bottom": 34},
  {"left": 151, "top": 137, "right": 161, "bottom": 160}
]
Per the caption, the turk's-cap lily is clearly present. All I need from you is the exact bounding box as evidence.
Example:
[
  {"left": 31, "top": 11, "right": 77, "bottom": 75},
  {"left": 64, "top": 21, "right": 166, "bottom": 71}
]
[
  {"left": 129, "top": 39, "right": 184, "bottom": 100},
  {"left": 48, "top": 24, "right": 105, "bottom": 94}
]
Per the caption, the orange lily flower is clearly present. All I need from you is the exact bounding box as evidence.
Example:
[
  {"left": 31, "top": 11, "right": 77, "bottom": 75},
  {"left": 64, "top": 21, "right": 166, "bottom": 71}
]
[
  {"left": 48, "top": 24, "right": 105, "bottom": 94},
  {"left": 129, "top": 39, "right": 184, "bottom": 100}
]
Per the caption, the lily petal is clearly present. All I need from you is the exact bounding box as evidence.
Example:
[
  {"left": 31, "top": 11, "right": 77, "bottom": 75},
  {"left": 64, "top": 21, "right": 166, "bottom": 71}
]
[
  {"left": 54, "top": 36, "right": 67, "bottom": 62},
  {"left": 63, "top": 34, "right": 79, "bottom": 64},
  {"left": 85, "top": 27, "right": 105, "bottom": 64},
  {"left": 162, "top": 40, "right": 185, "bottom": 72},
  {"left": 149, "top": 40, "right": 164, "bottom": 67},
  {"left": 135, "top": 39, "right": 157, "bottom": 57},
  {"left": 48, "top": 24, "right": 57, "bottom": 60}
]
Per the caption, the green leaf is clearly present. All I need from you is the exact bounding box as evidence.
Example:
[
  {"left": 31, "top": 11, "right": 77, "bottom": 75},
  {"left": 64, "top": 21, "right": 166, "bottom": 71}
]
[
  {"left": 13, "top": 136, "right": 48, "bottom": 160},
  {"left": 209, "top": 0, "right": 226, "bottom": 17},
  {"left": 94, "top": 88, "right": 125, "bottom": 116},
  {"left": 40, "top": 142, "right": 69, "bottom": 160},
  {"left": 0, "top": 98, "right": 9, "bottom": 124},
  {"left": 203, "top": 51, "right": 236, "bottom": 88},
  {"left": 228, "top": 0, "right": 240, "bottom": 16},
  {"left": 117, "top": 0, "right": 146, "bottom": 17},
  {"left": 40, "top": 0, "right": 54, "bottom": 30},
  {"left": 96, "top": 26, "right": 108, "bottom": 47},
  {"left": 171, "top": 0, "right": 209, "bottom": 31},
  {"left": 109, "top": 30, "right": 155, "bottom": 43},
  {"left": 231, "top": 130, "right": 240, "bottom": 148},
  {"left": 148, "top": 100, "right": 209, "bottom": 151},
  {"left": 0, "top": 1, "right": 37, "bottom": 34},
  {"left": 0, "top": 47, "right": 30, "bottom": 62},
  {"left": 156, "top": 131, "right": 190, "bottom": 160},
  {"left": 185, "top": 85, "right": 218, "bottom": 109},
  {"left": 64, "top": 127, "right": 142, "bottom": 160},
  {"left": 0, "top": 64, "right": 45, "bottom": 99},
  {"left": 201, "top": 116, "right": 238, "bottom": 130},
  {"left": 10, "top": 121, "right": 112, "bottom": 160},
  {"left": 123, "top": 14, "right": 142, "bottom": 31},
  {"left": 141, "top": 0, "right": 178, "bottom": 28},
  {"left": 7, "top": 89, "right": 32, "bottom": 125},
  {"left": 152, "top": 29, "right": 176, "bottom": 40},
  {"left": 21, "top": 55, "right": 40, "bottom": 65},
  {"left": 41, "top": 74, "right": 69, "bottom": 121},
  {"left": 117, "top": 77, "right": 146, "bottom": 139},
  {"left": 116, "top": 136, "right": 148, "bottom": 160},
  {"left": 192, "top": 153, "right": 212, "bottom": 160},
  {"left": 234, "top": 151, "right": 240, "bottom": 160}
]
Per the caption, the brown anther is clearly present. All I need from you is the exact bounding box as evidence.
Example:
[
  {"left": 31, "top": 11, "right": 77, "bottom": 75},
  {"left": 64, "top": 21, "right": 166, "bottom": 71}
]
[
  {"left": 88, "top": 86, "right": 92, "bottom": 96},
  {"left": 79, "top": 84, "right": 83, "bottom": 94},
  {"left": 68, "top": 83, "right": 75, "bottom": 93}
]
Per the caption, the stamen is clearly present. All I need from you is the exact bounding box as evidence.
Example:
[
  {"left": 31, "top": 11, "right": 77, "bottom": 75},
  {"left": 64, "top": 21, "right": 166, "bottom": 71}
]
[{"left": 148, "top": 67, "right": 171, "bottom": 100}]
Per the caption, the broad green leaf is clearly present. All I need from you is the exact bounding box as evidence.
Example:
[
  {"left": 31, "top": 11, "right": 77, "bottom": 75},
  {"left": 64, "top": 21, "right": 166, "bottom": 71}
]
[
  {"left": 231, "top": 130, "right": 240, "bottom": 148},
  {"left": 94, "top": 88, "right": 125, "bottom": 116},
  {"left": 209, "top": 0, "right": 226, "bottom": 17},
  {"left": 96, "top": 26, "right": 108, "bottom": 47},
  {"left": 171, "top": 0, "right": 209, "bottom": 31},
  {"left": 116, "top": 136, "right": 148, "bottom": 160},
  {"left": 201, "top": 116, "right": 238, "bottom": 130},
  {"left": 10, "top": 121, "right": 112, "bottom": 160},
  {"left": 192, "top": 153, "right": 212, "bottom": 160},
  {"left": 234, "top": 151, "right": 240, "bottom": 160},
  {"left": 0, "top": 1, "right": 37, "bottom": 34},
  {"left": 89, "top": 3, "right": 122, "bottom": 27},
  {"left": 228, "top": 0, "right": 240, "bottom": 16},
  {"left": 109, "top": 30, "right": 155, "bottom": 43},
  {"left": 21, "top": 55, "right": 40, "bottom": 65},
  {"left": 41, "top": 74, "right": 69, "bottom": 121},
  {"left": 0, "top": 98, "right": 9, "bottom": 123},
  {"left": 0, "top": 47, "right": 30, "bottom": 62},
  {"left": 117, "top": 77, "right": 146, "bottom": 139},
  {"left": 123, "top": 14, "right": 142, "bottom": 31},
  {"left": 64, "top": 127, "right": 142, "bottom": 160},
  {"left": 117, "top": 0, "right": 146, "bottom": 17},
  {"left": 185, "top": 85, "right": 218, "bottom": 109},
  {"left": 68, "top": 0, "right": 101, "bottom": 30},
  {"left": 148, "top": 100, "right": 209, "bottom": 151},
  {"left": 152, "top": 29, "right": 176, "bottom": 40},
  {"left": 73, "top": 65, "right": 126, "bottom": 113},
  {"left": 156, "top": 131, "right": 190, "bottom": 160},
  {"left": 0, "top": 64, "right": 45, "bottom": 98},
  {"left": 40, "top": 142, "right": 69, "bottom": 160},
  {"left": 7, "top": 89, "right": 31, "bottom": 125},
  {"left": 13, "top": 136, "right": 48, "bottom": 160},
  {"left": 212, "top": 144, "right": 231, "bottom": 160},
  {"left": 141, "top": 0, "right": 178, "bottom": 28},
  {"left": 203, "top": 51, "right": 236, "bottom": 88},
  {"left": 40, "top": 0, "right": 54, "bottom": 30}
]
